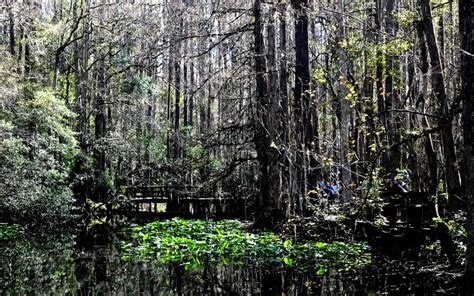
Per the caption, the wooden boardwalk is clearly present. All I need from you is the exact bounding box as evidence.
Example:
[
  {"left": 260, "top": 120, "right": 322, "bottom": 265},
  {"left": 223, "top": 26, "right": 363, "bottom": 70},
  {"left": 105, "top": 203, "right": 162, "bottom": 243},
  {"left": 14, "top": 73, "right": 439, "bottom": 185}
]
[{"left": 123, "top": 186, "right": 248, "bottom": 219}]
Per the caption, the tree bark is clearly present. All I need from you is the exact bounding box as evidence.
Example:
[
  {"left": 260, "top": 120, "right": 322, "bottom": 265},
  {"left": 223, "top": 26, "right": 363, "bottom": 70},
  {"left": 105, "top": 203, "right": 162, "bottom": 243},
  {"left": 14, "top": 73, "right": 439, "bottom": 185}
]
[
  {"left": 183, "top": 62, "right": 188, "bottom": 127},
  {"left": 18, "top": 26, "right": 23, "bottom": 63},
  {"left": 94, "top": 60, "right": 107, "bottom": 202},
  {"left": 416, "top": 20, "right": 438, "bottom": 194},
  {"left": 253, "top": 0, "right": 281, "bottom": 228},
  {"left": 166, "top": 38, "right": 173, "bottom": 159},
  {"left": 335, "top": 0, "right": 351, "bottom": 202},
  {"left": 24, "top": 35, "right": 31, "bottom": 75},
  {"left": 375, "top": 0, "right": 391, "bottom": 173},
  {"left": 419, "top": 0, "right": 462, "bottom": 211},
  {"left": 460, "top": 0, "right": 474, "bottom": 290},
  {"left": 8, "top": 6, "right": 15, "bottom": 56},
  {"left": 73, "top": 0, "right": 88, "bottom": 151},
  {"left": 189, "top": 62, "right": 194, "bottom": 127},
  {"left": 292, "top": 0, "right": 314, "bottom": 212},
  {"left": 199, "top": 59, "right": 206, "bottom": 135},
  {"left": 278, "top": 3, "right": 290, "bottom": 215},
  {"left": 266, "top": 6, "right": 282, "bottom": 211},
  {"left": 385, "top": 0, "right": 401, "bottom": 173},
  {"left": 174, "top": 57, "right": 181, "bottom": 159}
]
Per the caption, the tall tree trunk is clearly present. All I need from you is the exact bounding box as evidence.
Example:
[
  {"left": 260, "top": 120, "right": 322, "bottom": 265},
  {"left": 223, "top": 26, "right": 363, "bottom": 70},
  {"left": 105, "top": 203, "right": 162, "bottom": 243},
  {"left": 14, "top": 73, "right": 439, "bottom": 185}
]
[
  {"left": 189, "top": 62, "right": 194, "bottom": 127},
  {"left": 18, "top": 26, "right": 23, "bottom": 63},
  {"left": 8, "top": 6, "right": 15, "bottom": 56},
  {"left": 166, "top": 40, "right": 173, "bottom": 159},
  {"left": 362, "top": 4, "right": 376, "bottom": 170},
  {"left": 174, "top": 57, "right": 181, "bottom": 159},
  {"left": 198, "top": 57, "right": 208, "bottom": 183},
  {"left": 335, "top": 0, "right": 351, "bottom": 202},
  {"left": 292, "top": 0, "right": 313, "bottom": 212},
  {"left": 267, "top": 6, "right": 282, "bottom": 212},
  {"left": 254, "top": 0, "right": 281, "bottom": 228},
  {"left": 375, "top": 0, "right": 390, "bottom": 173},
  {"left": 309, "top": 21, "right": 320, "bottom": 191},
  {"left": 438, "top": 12, "right": 446, "bottom": 69},
  {"left": 94, "top": 60, "right": 107, "bottom": 202},
  {"left": 183, "top": 62, "right": 188, "bottom": 127},
  {"left": 24, "top": 35, "right": 31, "bottom": 75},
  {"left": 416, "top": 20, "right": 438, "bottom": 194},
  {"left": 207, "top": 62, "right": 213, "bottom": 131},
  {"left": 73, "top": 0, "right": 88, "bottom": 151},
  {"left": 460, "top": 0, "right": 474, "bottom": 289},
  {"left": 419, "top": 0, "right": 461, "bottom": 211},
  {"left": 199, "top": 59, "right": 206, "bottom": 135},
  {"left": 385, "top": 0, "right": 401, "bottom": 173},
  {"left": 278, "top": 3, "right": 290, "bottom": 215}
]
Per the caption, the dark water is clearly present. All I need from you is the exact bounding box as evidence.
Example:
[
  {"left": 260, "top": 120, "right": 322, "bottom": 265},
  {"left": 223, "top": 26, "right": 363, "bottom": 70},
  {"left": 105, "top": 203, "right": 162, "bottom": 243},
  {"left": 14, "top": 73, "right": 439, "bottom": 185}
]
[
  {"left": 0, "top": 225, "right": 338, "bottom": 295},
  {"left": 0, "top": 224, "right": 462, "bottom": 295}
]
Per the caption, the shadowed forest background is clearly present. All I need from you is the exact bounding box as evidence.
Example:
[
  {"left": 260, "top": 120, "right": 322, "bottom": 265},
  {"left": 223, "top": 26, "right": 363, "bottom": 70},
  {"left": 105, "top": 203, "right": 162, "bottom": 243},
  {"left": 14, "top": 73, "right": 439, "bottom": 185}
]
[{"left": 1, "top": 0, "right": 474, "bottom": 294}]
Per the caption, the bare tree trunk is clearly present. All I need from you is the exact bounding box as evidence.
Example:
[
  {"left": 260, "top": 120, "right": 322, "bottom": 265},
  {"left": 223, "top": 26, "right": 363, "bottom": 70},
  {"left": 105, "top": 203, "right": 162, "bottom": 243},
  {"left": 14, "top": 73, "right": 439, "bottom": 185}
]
[
  {"left": 460, "top": 0, "right": 474, "bottom": 290},
  {"left": 335, "top": 0, "right": 351, "bottom": 202},
  {"left": 18, "top": 26, "right": 23, "bottom": 63},
  {"left": 24, "top": 35, "right": 31, "bottom": 75},
  {"left": 375, "top": 0, "right": 390, "bottom": 173},
  {"left": 292, "top": 0, "right": 313, "bottom": 213},
  {"left": 415, "top": 20, "right": 438, "bottom": 194},
  {"left": 254, "top": 0, "right": 281, "bottom": 228},
  {"left": 94, "top": 60, "right": 107, "bottom": 202},
  {"left": 189, "top": 62, "right": 194, "bottom": 127},
  {"left": 199, "top": 59, "right": 206, "bottom": 135},
  {"left": 419, "top": 0, "right": 461, "bottom": 211},
  {"left": 309, "top": 20, "right": 320, "bottom": 191},
  {"left": 278, "top": 3, "right": 290, "bottom": 215},
  {"left": 207, "top": 63, "right": 212, "bottom": 131},
  {"left": 266, "top": 6, "right": 282, "bottom": 212},
  {"left": 8, "top": 6, "right": 15, "bottom": 56},
  {"left": 183, "top": 62, "right": 188, "bottom": 127},
  {"left": 73, "top": 0, "right": 88, "bottom": 151},
  {"left": 166, "top": 39, "right": 173, "bottom": 159},
  {"left": 385, "top": 0, "right": 401, "bottom": 173},
  {"left": 438, "top": 12, "right": 446, "bottom": 69},
  {"left": 174, "top": 54, "right": 181, "bottom": 159}
]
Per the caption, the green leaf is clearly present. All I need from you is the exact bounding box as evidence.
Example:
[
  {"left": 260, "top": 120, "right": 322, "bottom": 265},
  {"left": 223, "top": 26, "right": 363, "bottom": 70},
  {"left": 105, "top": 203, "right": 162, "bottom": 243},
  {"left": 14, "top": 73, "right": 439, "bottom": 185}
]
[
  {"left": 316, "top": 267, "right": 328, "bottom": 276},
  {"left": 283, "top": 257, "right": 294, "bottom": 266}
]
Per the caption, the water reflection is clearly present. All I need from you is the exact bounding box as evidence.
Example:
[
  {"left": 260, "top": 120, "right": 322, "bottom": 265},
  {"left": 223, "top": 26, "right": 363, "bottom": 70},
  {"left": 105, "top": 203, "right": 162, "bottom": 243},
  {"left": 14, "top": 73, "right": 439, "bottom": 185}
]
[
  {"left": 1, "top": 225, "right": 359, "bottom": 295},
  {"left": 0, "top": 225, "right": 461, "bottom": 295}
]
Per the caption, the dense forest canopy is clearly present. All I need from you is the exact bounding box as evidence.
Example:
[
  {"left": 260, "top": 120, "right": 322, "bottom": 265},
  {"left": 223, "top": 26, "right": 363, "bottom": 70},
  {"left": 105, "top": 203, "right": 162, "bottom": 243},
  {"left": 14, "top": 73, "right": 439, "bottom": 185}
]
[{"left": 0, "top": 0, "right": 473, "bottom": 291}]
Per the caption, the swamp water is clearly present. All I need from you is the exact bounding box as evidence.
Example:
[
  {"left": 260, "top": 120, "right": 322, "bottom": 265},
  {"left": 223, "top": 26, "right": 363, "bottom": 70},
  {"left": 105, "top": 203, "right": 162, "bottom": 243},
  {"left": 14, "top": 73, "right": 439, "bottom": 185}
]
[{"left": 0, "top": 219, "right": 461, "bottom": 295}]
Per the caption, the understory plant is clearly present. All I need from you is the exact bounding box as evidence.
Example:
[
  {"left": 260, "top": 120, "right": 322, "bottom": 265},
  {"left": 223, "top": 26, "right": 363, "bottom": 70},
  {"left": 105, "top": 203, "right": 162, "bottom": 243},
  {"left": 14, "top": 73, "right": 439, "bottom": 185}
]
[
  {"left": 0, "top": 84, "right": 77, "bottom": 222},
  {"left": 0, "top": 224, "right": 21, "bottom": 240}
]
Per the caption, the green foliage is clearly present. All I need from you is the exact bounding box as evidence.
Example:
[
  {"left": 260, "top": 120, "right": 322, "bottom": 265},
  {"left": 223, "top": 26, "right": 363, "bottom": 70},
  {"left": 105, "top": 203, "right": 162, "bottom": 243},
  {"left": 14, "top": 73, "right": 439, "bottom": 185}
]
[
  {"left": 0, "top": 224, "right": 21, "bottom": 241},
  {"left": 0, "top": 84, "right": 78, "bottom": 221},
  {"left": 121, "top": 218, "right": 371, "bottom": 274},
  {"left": 431, "top": 179, "right": 448, "bottom": 203},
  {"left": 395, "top": 168, "right": 412, "bottom": 191},
  {"left": 122, "top": 75, "right": 155, "bottom": 98},
  {"left": 448, "top": 211, "right": 467, "bottom": 262},
  {"left": 432, "top": 211, "right": 467, "bottom": 263},
  {"left": 397, "top": 8, "right": 420, "bottom": 27},
  {"left": 56, "top": 72, "right": 75, "bottom": 102},
  {"left": 360, "top": 167, "right": 384, "bottom": 201}
]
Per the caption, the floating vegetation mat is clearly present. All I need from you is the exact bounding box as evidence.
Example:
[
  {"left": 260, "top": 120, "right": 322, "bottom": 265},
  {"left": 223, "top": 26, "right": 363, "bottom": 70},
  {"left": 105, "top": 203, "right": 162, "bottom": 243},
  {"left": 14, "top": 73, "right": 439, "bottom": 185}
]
[{"left": 120, "top": 218, "right": 371, "bottom": 275}]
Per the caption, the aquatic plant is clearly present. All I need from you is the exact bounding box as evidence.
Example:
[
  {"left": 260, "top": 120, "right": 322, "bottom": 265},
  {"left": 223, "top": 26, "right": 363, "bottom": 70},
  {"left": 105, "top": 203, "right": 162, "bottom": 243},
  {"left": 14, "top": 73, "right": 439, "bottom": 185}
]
[{"left": 120, "top": 218, "right": 371, "bottom": 274}]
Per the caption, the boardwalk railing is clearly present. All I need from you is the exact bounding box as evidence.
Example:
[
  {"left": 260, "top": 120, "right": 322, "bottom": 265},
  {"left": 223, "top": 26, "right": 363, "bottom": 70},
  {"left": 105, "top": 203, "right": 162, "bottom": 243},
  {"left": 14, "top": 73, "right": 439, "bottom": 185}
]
[{"left": 123, "top": 185, "right": 247, "bottom": 218}]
